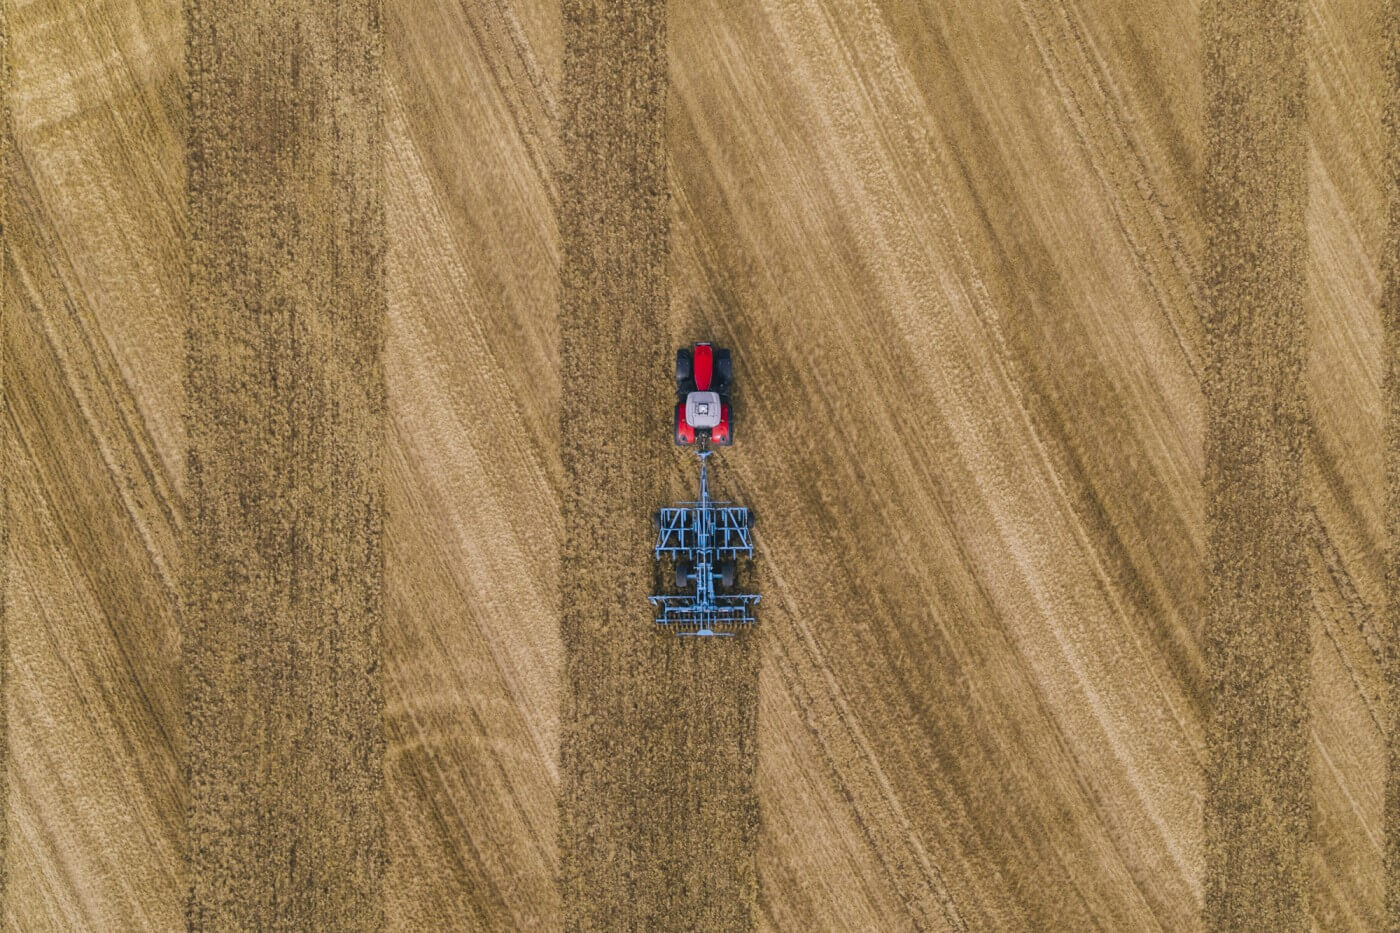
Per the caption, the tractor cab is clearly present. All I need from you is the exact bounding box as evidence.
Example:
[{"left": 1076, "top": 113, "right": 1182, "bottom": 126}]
[
  {"left": 686, "top": 392, "right": 722, "bottom": 428},
  {"left": 674, "top": 343, "right": 733, "bottom": 446}
]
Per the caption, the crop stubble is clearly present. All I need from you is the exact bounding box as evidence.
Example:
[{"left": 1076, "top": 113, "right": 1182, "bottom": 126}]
[
  {"left": 380, "top": 0, "right": 563, "bottom": 928},
  {"left": 2, "top": 0, "right": 1399, "bottom": 929},
  {"left": 672, "top": 0, "right": 1207, "bottom": 926},
  {"left": 1386, "top": 0, "right": 1400, "bottom": 929},
  {"left": 3, "top": 0, "right": 187, "bottom": 927}
]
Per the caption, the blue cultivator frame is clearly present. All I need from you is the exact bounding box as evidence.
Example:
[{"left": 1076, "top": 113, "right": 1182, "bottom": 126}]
[{"left": 649, "top": 451, "right": 759, "bottom": 636}]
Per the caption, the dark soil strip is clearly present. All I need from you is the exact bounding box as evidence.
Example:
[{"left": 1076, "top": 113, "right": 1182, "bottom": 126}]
[
  {"left": 1202, "top": 1, "right": 1311, "bottom": 928},
  {"left": 558, "top": 1, "right": 759, "bottom": 928},
  {"left": 184, "top": 2, "right": 385, "bottom": 928},
  {"left": 1385, "top": 1, "right": 1400, "bottom": 925}
]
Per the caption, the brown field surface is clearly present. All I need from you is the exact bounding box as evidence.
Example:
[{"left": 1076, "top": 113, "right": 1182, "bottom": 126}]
[{"left": 3, "top": 0, "right": 1397, "bottom": 930}]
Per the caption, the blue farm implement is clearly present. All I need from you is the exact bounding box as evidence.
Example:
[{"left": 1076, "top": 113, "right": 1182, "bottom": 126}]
[
  {"left": 650, "top": 451, "right": 758, "bottom": 636},
  {"left": 650, "top": 341, "right": 758, "bottom": 637}
]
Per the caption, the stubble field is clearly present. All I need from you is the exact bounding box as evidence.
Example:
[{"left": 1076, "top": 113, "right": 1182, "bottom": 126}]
[{"left": 4, "top": 0, "right": 1398, "bottom": 929}]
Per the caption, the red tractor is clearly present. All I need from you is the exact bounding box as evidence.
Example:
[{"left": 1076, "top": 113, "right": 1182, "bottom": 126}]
[{"left": 674, "top": 343, "right": 733, "bottom": 446}]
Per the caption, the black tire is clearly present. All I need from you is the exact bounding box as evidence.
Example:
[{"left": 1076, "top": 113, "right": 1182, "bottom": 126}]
[
  {"left": 674, "top": 404, "right": 690, "bottom": 446},
  {"left": 675, "top": 348, "right": 693, "bottom": 392},
  {"left": 652, "top": 511, "right": 662, "bottom": 530},
  {"left": 675, "top": 560, "right": 694, "bottom": 589},
  {"left": 714, "top": 348, "right": 732, "bottom": 391},
  {"left": 718, "top": 560, "right": 736, "bottom": 589}
]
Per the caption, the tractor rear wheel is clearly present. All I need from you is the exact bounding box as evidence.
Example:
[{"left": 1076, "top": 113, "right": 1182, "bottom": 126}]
[{"left": 714, "top": 349, "right": 732, "bottom": 390}]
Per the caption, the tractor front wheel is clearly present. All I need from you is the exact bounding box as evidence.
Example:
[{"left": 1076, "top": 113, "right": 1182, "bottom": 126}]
[{"left": 675, "top": 348, "right": 693, "bottom": 391}]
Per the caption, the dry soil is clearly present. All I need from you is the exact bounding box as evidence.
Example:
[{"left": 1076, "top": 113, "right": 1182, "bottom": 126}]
[{"left": 4, "top": 0, "right": 1399, "bottom": 930}]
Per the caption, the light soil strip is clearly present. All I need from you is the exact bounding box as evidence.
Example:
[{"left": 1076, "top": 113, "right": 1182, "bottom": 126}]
[
  {"left": 381, "top": 0, "right": 563, "bottom": 925},
  {"left": 184, "top": 1, "right": 386, "bottom": 928},
  {"left": 3, "top": 0, "right": 187, "bottom": 926},
  {"left": 672, "top": 0, "right": 1206, "bottom": 926},
  {"left": 1385, "top": 0, "right": 1400, "bottom": 925},
  {"left": 1304, "top": 0, "right": 1389, "bottom": 925},
  {"left": 1203, "top": 0, "right": 1311, "bottom": 929},
  {"left": 558, "top": 0, "right": 759, "bottom": 928}
]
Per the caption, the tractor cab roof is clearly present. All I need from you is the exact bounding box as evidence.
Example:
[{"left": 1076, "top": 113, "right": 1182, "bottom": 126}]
[{"left": 686, "top": 391, "right": 722, "bottom": 429}]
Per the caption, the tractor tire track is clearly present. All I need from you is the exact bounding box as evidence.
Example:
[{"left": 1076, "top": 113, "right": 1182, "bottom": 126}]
[{"left": 5, "top": 0, "right": 1400, "bottom": 927}]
